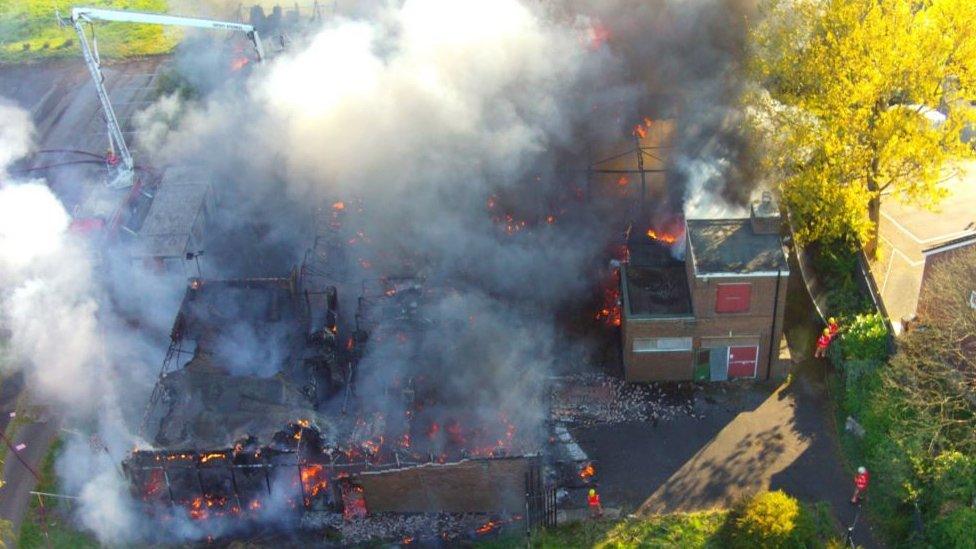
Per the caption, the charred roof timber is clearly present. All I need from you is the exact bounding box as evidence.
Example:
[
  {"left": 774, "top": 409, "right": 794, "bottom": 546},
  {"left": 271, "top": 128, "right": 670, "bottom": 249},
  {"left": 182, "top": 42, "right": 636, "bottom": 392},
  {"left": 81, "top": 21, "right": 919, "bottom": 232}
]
[{"left": 622, "top": 235, "right": 693, "bottom": 318}]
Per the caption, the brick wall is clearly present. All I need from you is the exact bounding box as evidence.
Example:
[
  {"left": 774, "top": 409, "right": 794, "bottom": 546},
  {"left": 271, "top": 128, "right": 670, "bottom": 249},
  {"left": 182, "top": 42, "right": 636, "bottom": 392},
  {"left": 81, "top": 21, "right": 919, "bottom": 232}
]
[
  {"left": 623, "top": 317, "right": 696, "bottom": 381},
  {"left": 356, "top": 457, "right": 534, "bottom": 513},
  {"left": 623, "top": 270, "right": 788, "bottom": 381}
]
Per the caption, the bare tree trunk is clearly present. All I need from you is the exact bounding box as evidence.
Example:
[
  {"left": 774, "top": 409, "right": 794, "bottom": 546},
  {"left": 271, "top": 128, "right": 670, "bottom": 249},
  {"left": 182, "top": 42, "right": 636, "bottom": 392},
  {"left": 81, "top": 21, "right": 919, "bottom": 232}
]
[{"left": 865, "top": 193, "right": 881, "bottom": 259}]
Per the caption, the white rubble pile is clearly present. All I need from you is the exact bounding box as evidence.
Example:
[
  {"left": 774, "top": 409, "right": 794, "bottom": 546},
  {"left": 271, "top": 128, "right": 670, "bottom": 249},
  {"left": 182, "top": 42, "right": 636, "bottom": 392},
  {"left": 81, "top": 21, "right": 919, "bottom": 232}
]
[
  {"left": 301, "top": 511, "right": 517, "bottom": 544},
  {"left": 550, "top": 373, "right": 702, "bottom": 425}
]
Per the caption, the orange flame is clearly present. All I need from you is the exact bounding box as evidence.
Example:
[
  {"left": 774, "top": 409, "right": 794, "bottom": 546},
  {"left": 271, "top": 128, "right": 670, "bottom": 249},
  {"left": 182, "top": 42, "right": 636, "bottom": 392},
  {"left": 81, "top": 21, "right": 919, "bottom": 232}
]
[
  {"left": 231, "top": 56, "right": 249, "bottom": 71},
  {"left": 595, "top": 265, "right": 622, "bottom": 327},
  {"left": 579, "top": 462, "right": 596, "bottom": 480},
  {"left": 633, "top": 124, "right": 648, "bottom": 139},
  {"left": 301, "top": 464, "right": 329, "bottom": 504},
  {"left": 476, "top": 520, "right": 500, "bottom": 534},
  {"left": 189, "top": 497, "right": 206, "bottom": 520},
  {"left": 617, "top": 176, "right": 629, "bottom": 187},
  {"left": 332, "top": 201, "right": 345, "bottom": 211},
  {"left": 646, "top": 229, "right": 677, "bottom": 244}
]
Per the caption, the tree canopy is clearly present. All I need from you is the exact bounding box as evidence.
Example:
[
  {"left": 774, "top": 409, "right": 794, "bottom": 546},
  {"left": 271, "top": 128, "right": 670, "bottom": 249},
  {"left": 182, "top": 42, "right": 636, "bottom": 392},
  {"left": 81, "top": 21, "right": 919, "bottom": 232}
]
[{"left": 748, "top": 0, "right": 976, "bottom": 252}]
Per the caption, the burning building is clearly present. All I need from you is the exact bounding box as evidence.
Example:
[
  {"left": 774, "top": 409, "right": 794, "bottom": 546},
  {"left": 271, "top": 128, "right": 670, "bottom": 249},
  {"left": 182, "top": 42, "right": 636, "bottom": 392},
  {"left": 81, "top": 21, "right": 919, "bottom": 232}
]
[
  {"left": 621, "top": 193, "right": 789, "bottom": 382},
  {"left": 124, "top": 217, "right": 545, "bottom": 530}
]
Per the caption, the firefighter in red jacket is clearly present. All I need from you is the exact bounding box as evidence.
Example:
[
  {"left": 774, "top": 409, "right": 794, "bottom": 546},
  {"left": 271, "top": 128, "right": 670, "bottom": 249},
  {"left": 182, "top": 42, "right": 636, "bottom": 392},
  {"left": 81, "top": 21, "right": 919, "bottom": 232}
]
[
  {"left": 588, "top": 488, "right": 603, "bottom": 518},
  {"left": 814, "top": 327, "right": 831, "bottom": 358},
  {"left": 827, "top": 317, "right": 840, "bottom": 340},
  {"left": 852, "top": 466, "right": 870, "bottom": 504}
]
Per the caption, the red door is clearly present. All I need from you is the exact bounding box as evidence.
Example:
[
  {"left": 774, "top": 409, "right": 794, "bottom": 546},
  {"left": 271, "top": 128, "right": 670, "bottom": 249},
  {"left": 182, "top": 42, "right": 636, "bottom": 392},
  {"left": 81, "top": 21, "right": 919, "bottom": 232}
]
[{"left": 728, "top": 346, "right": 758, "bottom": 378}]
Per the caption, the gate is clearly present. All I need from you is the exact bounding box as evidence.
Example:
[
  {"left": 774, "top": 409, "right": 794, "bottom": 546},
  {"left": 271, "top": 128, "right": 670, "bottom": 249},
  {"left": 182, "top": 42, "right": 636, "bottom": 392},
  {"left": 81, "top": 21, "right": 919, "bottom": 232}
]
[{"left": 525, "top": 457, "right": 556, "bottom": 533}]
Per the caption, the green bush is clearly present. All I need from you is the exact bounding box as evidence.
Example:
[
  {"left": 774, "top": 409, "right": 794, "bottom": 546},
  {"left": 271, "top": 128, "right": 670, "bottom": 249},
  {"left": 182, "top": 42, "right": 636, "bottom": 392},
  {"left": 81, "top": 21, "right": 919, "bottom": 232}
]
[
  {"left": 812, "top": 243, "right": 872, "bottom": 316},
  {"left": 839, "top": 313, "right": 888, "bottom": 361},
  {"left": 928, "top": 507, "right": 976, "bottom": 549},
  {"left": 727, "top": 490, "right": 819, "bottom": 549},
  {"left": 930, "top": 452, "right": 976, "bottom": 505}
]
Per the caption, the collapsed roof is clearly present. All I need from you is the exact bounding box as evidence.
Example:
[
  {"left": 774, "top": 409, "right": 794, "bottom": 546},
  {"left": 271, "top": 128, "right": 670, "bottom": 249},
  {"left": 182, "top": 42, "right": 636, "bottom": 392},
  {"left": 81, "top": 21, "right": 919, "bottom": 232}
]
[{"left": 145, "top": 276, "right": 341, "bottom": 450}]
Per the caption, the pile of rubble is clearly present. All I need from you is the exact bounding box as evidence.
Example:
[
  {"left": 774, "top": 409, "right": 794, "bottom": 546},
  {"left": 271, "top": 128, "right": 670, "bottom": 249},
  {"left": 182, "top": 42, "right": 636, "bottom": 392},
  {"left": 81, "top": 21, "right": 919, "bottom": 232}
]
[
  {"left": 550, "top": 373, "right": 702, "bottom": 426},
  {"left": 301, "top": 511, "right": 520, "bottom": 544}
]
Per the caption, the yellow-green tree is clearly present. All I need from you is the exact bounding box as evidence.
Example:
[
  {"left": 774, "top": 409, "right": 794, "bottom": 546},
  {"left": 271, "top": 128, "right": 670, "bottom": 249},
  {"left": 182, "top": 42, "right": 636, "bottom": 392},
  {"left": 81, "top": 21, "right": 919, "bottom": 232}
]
[{"left": 748, "top": 0, "right": 976, "bottom": 255}]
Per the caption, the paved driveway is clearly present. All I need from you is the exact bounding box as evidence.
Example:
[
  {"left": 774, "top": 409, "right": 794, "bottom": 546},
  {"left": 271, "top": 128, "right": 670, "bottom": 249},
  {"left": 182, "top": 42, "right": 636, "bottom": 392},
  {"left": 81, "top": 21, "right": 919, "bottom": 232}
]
[{"left": 571, "top": 364, "right": 881, "bottom": 548}]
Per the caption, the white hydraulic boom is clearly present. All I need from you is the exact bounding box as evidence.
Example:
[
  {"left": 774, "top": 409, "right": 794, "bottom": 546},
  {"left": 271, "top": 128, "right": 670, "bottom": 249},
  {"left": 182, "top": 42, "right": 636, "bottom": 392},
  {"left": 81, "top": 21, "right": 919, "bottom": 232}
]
[{"left": 59, "top": 7, "right": 266, "bottom": 188}]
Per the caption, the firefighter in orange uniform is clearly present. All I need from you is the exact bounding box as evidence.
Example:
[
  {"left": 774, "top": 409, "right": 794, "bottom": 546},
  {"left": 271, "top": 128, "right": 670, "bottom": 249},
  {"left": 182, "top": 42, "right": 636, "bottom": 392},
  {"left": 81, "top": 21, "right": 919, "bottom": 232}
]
[
  {"left": 588, "top": 488, "right": 603, "bottom": 518},
  {"left": 814, "top": 327, "right": 831, "bottom": 358}
]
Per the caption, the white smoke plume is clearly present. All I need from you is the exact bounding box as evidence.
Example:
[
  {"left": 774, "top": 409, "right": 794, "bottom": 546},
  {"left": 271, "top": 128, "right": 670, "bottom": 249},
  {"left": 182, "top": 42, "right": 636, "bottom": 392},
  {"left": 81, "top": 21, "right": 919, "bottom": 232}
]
[
  {"left": 0, "top": 99, "right": 183, "bottom": 543},
  {"left": 0, "top": 101, "right": 104, "bottom": 411}
]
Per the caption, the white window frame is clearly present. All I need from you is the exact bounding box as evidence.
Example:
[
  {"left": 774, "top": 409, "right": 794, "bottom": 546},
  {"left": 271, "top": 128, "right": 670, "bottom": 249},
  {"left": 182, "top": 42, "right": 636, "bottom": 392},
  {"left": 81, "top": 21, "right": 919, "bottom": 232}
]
[{"left": 633, "top": 337, "right": 693, "bottom": 353}]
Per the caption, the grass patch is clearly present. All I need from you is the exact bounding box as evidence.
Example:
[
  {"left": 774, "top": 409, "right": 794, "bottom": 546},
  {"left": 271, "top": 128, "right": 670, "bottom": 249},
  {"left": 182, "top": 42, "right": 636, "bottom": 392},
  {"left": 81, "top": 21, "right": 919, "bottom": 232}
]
[
  {"left": 480, "top": 511, "right": 728, "bottom": 549},
  {"left": 482, "top": 499, "right": 838, "bottom": 549},
  {"left": 18, "top": 438, "right": 99, "bottom": 549},
  {"left": 0, "top": 0, "right": 180, "bottom": 63}
]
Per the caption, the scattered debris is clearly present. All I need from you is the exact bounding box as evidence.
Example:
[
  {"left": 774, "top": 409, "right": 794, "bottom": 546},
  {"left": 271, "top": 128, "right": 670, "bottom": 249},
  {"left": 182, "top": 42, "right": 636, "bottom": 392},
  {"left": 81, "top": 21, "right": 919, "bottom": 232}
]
[
  {"left": 551, "top": 374, "right": 702, "bottom": 426},
  {"left": 300, "top": 511, "right": 521, "bottom": 544},
  {"left": 845, "top": 416, "right": 866, "bottom": 439},
  {"left": 553, "top": 423, "right": 588, "bottom": 461}
]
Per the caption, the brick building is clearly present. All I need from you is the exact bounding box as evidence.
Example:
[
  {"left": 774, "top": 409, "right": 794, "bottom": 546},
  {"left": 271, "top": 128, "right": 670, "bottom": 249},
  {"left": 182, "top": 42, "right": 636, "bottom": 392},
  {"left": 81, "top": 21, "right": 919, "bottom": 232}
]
[{"left": 621, "top": 196, "right": 789, "bottom": 382}]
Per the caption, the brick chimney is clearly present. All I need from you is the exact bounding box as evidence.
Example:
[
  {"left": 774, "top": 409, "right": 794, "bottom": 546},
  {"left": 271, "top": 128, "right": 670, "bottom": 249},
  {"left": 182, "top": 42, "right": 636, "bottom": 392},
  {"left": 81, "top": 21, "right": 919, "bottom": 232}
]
[{"left": 750, "top": 191, "right": 780, "bottom": 235}]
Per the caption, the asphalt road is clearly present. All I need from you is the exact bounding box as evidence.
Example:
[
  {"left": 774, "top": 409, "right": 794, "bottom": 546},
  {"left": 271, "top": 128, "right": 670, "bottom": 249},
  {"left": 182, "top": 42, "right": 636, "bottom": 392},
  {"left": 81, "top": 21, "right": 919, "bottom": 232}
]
[{"left": 0, "top": 416, "right": 59, "bottom": 537}]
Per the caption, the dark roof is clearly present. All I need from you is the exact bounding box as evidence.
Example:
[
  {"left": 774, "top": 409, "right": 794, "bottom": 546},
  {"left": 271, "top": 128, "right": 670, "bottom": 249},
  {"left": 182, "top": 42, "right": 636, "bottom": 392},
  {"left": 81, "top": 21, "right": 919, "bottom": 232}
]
[{"left": 686, "top": 219, "right": 788, "bottom": 275}]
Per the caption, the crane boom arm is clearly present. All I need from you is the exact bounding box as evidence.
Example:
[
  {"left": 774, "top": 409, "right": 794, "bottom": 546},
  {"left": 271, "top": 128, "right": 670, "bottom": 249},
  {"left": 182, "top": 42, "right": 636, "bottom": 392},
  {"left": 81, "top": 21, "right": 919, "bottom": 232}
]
[
  {"left": 61, "top": 6, "right": 268, "bottom": 188},
  {"left": 70, "top": 7, "right": 266, "bottom": 61}
]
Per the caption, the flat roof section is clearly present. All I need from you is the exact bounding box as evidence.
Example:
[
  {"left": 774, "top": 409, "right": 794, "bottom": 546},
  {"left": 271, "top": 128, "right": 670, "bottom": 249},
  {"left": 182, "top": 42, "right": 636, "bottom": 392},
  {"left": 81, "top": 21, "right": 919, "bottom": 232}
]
[
  {"left": 686, "top": 219, "right": 788, "bottom": 275},
  {"left": 136, "top": 167, "right": 212, "bottom": 258}
]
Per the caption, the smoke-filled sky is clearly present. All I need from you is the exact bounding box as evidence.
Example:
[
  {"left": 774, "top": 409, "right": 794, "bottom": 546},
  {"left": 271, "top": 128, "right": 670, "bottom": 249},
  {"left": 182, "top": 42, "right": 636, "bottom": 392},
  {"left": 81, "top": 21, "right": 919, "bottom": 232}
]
[{"left": 1, "top": 0, "right": 757, "bottom": 543}]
